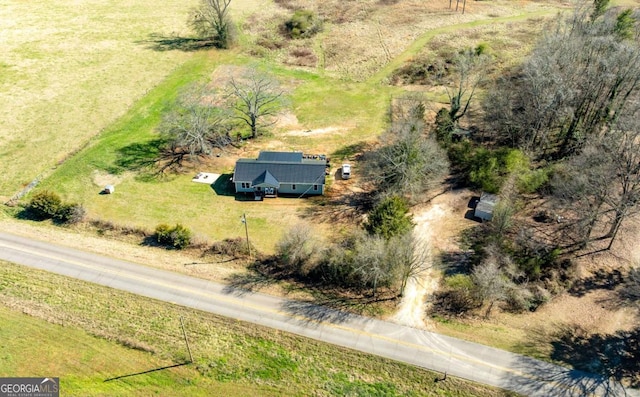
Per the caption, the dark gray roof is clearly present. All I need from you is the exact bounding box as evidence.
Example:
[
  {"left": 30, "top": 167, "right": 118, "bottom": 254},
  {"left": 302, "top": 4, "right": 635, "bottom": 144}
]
[
  {"left": 233, "top": 151, "right": 326, "bottom": 185},
  {"left": 252, "top": 170, "right": 279, "bottom": 187},
  {"left": 258, "top": 151, "right": 303, "bottom": 162},
  {"left": 234, "top": 161, "right": 326, "bottom": 185}
]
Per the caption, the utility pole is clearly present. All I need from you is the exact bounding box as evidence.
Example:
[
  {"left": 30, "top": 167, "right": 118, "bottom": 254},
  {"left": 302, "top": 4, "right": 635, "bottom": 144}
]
[
  {"left": 241, "top": 213, "right": 251, "bottom": 258},
  {"left": 180, "top": 316, "right": 193, "bottom": 363}
]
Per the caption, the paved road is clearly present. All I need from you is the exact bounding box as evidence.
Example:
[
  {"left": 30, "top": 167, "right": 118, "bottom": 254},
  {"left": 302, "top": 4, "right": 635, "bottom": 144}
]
[{"left": 0, "top": 231, "right": 636, "bottom": 397}]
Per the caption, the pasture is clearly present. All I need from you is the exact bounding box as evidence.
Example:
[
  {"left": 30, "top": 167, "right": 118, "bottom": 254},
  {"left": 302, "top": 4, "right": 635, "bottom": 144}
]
[
  {"left": 0, "top": 260, "right": 518, "bottom": 396},
  {"left": 10, "top": 0, "right": 568, "bottom": 253},
  {"left": 0, "top": 0, "right": 205, "bottom": 200}
]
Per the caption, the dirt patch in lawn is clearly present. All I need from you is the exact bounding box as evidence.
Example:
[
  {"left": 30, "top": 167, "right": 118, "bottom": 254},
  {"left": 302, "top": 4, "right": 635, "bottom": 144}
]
[
  {"left": 91, "top": 170, "right": 130, "bottom": 188},
  {"left": 283, "top": 126, "right": 347, "bottom": 137},
  {"left": 275, "top": 111, "right": 351, "bottom": 137}
]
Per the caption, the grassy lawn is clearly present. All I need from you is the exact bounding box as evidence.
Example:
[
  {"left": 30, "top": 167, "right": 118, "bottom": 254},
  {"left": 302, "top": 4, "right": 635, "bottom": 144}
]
[
  {"left": 33, "top": 55, "right": 396, "bottom": 253},
  {"left": 0, "top": 261, "right": 518, "bottom": 396},
  {"left": 0, "top": 306, "right": 245, "bottom": 397}
]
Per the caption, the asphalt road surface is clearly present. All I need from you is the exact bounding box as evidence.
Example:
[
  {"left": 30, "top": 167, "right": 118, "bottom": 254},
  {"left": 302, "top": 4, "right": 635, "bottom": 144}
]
[{"left": 0, "top": 231, "right": 637, "bottom": 397}]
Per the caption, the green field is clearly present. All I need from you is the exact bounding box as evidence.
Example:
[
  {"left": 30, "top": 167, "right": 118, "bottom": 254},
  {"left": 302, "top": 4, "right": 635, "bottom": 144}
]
[
  {"left": 0, "top": 0, "right": 207, "bottom": 199},
  {"left": 0, "top": 261, "right": 518, "bottom": 396},
  {"left": 2, "top": 0, "right": 568, "bottom": 253}
]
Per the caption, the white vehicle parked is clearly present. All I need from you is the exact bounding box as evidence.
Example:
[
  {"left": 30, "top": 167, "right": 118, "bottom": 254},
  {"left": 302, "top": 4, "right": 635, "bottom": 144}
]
[{"left": 341, "top": 164, "right": 351, "bottom": 179}]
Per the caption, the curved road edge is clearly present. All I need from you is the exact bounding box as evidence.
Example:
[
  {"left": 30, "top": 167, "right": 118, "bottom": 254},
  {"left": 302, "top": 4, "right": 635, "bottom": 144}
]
[{"left": 0, "top": 231, "right": 636, "bottom": 397}]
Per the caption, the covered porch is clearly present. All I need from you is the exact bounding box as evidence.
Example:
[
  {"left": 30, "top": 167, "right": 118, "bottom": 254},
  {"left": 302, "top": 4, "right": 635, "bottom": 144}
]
[{"left": 252, "top": 170, "right": 279, "bottom": 200}]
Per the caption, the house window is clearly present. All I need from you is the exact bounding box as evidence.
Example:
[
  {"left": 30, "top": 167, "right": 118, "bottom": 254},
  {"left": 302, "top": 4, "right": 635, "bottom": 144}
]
[
  {"left": 292, "top": 184, "right": 296, "bottom": 190},
  {"left": 313, "top": 184, "right": 318, "bottom": 191},
  {"left": 241, "top": 182, "right": 248, "bottom": 189}
]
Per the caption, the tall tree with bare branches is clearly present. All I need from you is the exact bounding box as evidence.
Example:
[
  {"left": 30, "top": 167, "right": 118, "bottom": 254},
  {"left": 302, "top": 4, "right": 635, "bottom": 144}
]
[
  {"left": 157, "top": 83, "right": 231, "bottom": 171},
  {"left": 485, "top": 4, "right": 640, "bottom": 158},
  {"left": 366, "top": 114, "right": 449, "bottom": 202},
  {"left": 229, "top": 71, "right": 284, "bottom": 139},
  {"left": 446, "top": 48, "right": 490, "bottom": 126},
  {"left": 190, "top": 0, "right": 234, "bottom": 49}
]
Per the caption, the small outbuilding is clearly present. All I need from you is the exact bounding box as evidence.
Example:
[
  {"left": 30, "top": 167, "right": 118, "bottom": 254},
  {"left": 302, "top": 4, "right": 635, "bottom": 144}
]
[{"left": 474, "top": 192, "right": 499, "bottom": 221}]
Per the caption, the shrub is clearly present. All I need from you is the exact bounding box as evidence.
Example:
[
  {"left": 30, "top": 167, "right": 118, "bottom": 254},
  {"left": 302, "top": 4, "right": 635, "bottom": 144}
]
[
  {"left": 513, "top": 246, "right": 561, "bottom": 280},
  {"left": 517, "top": 168, "right": 550, "bottom": 194},
  {"left": 433, "top": 274, "right": 482, "bottom": 315},
  {"left": 155, "top": 224, "right": 173, "bottom": 245},
  {"left": 27, "top": 190, "right": 63, "bottom": 220},
  {"left": 364, "top": 196, "right": 413, "bottom": 239},
  {"left": 435, "top": 108, "right": 454, "bottom": 144},
  {"left": 445, "top": 273, "right": 475, "bottom": 289},
  {"left": 55, "top": 203, "right": 86, "bottom": 224},
  {"left": 169, "top": 224, "right": 192, "bottom": 249},
  {"left": 310, "top": 245, "right": 355, "bottom": 287},
  {"left": 284, "top": 10, "right": 322, "bottom": 39},
  {"left": 210, "top": 238, "right": 250, "bottom": 257},
  {"left": 464, "top": 148, "right": 531, "bottom": 193},
  {"left": 475, "top": 43, "right": 489, "bottom": 56},
  {"left": 503, "top": 286, "right": 535, "bottom": 313},
  {"left": 468, "top": 148, "right": 502, "bottom": 193},
  {"left": 155, "top": 223, "right": 192, "bottom": 249}
]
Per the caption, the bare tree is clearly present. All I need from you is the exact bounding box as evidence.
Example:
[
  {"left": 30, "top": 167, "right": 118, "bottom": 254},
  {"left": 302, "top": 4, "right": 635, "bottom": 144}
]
[
  {"left": 472, "top": 259, "right": 511, "bottom": 317},
  {"left": 190, "top": 0, "right": 234, "bottom": 49},
  {"left": 352, "top": 234, "right": 391, "bottom": 298},
  {"left": 229, "top": 71, "right": 284, "bottom": 139},
  {"left": 601, "top": 124, "right": 640, "bottom": 249},
  {"left": 276, "top": 223, "right": 321, "bottom": 275},
  {"left": 551, "top": 111, "right": 640, "bottom": 250},
  {"left": 366, "top": 116, "right": 449, "bottom": 203},
  {"left": 387, "top": 232, "right": 431, "bottom": 297},
  {"left": 446, "top": 48, "right": 490, "bottom": 126},
  {"left": 157, "top": 83, "right": 231, "bottom": 170},
  {"left": 552, "top": 145, "right": 614, "bottom": 247},
  {"left": 485, "top": 5, "right": 640, "bottom": 159}
]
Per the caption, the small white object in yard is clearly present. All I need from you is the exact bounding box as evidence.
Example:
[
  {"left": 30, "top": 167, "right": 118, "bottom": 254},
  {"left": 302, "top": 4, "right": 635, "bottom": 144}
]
[
  {"left": 103, "top": 185, "right": 115, "bottom": 194},
  {"left": 192, "top": 172, "right": 221, "bottom": 184}
]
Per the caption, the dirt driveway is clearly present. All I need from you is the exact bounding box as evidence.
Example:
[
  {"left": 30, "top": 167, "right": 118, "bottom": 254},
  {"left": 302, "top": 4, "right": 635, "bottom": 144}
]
[{"left": 392, "top": 189, "right": 477, "bottom": 328}]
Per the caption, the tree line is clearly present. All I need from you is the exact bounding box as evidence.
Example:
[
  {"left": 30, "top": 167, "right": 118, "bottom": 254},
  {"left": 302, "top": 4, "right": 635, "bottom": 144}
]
[
  {"left": 482, "top": 1, "right": 640, "bottom": 250},
  {"left": 423, "top": 0, "right": 640, "bottom": 319}
]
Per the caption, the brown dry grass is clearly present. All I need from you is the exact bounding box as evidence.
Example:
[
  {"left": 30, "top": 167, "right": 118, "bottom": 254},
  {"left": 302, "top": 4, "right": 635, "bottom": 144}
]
[{"left": 246, "top": 0, "right": 566, "bottom": 81}]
